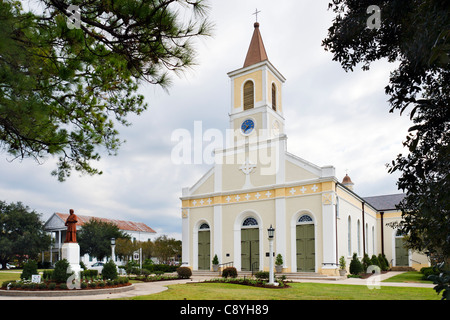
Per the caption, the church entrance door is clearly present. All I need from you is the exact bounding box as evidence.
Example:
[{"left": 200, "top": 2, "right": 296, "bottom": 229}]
[
  {"left": 241, "top": 228, "right": 259, "bottom": 271},
  {"left": 198, "top": 230, "right": 210, "bottom": 270},
  {"left": 395, "top": 237, "right": 409, "bottom": 267},
  {"left": 296, "top": 224, "right": 315, "bottom": 272}
]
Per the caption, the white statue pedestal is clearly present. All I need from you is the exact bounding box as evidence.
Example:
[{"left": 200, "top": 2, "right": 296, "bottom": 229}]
[{"left": 61, "top": 242, "right": 82, "bottom": 275}]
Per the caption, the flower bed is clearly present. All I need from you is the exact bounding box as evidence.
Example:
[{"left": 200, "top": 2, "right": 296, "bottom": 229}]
[
  {"left": 128, "top": 274, "right": 184, "bottom": 282},
  {"left": 1, "top": 277, "right": 131, "bottom": 291},
  {"left": 203, "top": 277, "right": 291, "bottom": 289}
]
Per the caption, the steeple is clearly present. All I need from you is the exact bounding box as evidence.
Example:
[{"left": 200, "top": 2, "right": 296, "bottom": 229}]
[{"left": 243, "top": 22, "right": 269, "bottom": 68}]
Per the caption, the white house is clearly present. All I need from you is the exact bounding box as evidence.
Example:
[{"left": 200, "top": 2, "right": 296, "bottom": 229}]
[{"left": 44, "top": 212, "right": 156, "bottom": 266}]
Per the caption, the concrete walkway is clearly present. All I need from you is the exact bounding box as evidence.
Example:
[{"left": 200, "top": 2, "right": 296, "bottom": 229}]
[{"left": 0, "top": 272, "right": 434, "bottom": 300}]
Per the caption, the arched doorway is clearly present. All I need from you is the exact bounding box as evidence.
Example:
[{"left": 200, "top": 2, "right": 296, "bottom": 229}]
[
  {"left": 198, "top": 223, "right": 210, "bottom": 270},
  {"left": 241, "top": 217, "right": 259, "bottom": 271},
  {"left": 296, "top": 214, "right": 315, "bottom": 272},
  {"left": 395, "top": 230, "right": 409, "bottom": 267}
]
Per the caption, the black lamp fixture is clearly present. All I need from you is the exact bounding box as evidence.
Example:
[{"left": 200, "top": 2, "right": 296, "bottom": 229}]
[{"left": 268, "top": 225, "right": 275, "bottom": 239}]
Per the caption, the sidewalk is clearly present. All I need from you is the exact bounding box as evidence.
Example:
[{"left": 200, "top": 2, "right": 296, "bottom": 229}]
[{"left": 0, "top": 272, "right": 434, "bottom": 300}]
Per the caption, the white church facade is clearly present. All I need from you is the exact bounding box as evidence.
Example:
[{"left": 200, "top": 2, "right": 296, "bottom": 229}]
[{"left": 180, "top": 22, "right": 429, "bottom": 276}]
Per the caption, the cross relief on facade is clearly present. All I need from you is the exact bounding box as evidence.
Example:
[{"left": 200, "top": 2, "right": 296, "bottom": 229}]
[{"left": 240, "top": 157, "right": 257, "bottom": 189}]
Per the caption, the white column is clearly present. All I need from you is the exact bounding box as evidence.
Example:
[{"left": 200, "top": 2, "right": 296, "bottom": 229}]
[
  {"left": 322, "top": 192, "right": 337, "bottom": 270},
  {"left": 275, "top": 198, "right": 286, "bottom": 269},
  {"left": 269, "top": 237, "right": 275, "bottom": 285},
  {"left": 181, "top": 209, "right": 190, "bottom": 267},
  {"left": 213, "top": 205, "right": 223, "bottom": 264}
]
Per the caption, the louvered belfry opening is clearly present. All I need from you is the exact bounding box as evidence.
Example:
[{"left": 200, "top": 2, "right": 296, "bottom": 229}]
[
  {"left": 243, "top": 81, "right": 254, "bottom": 110},
  {"left": 272, "top": 83, "right": 277, "bottom": 111}
]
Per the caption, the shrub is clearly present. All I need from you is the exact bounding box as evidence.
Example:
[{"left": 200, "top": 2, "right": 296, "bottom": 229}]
[
  {"left": 59, "top": 283, "right": 68, "bottom": 290},
  {"left": 102, "top": 260, "right": 118, "bottom": 280},
  {"left": 176, "top": 267, "right": 192, "bottom": 279},
  {"left": 254, "top": 271, "right": 269, "bottom": 280},
  {"left": 370, "top": 255, "right": 381, "bottom": 268},
  {"left": 349, "top": 253, "right": 363, "bottom": 275},
  {"left": 212, "top": 254, "right": 219, "bottom": 265},
  {"left": 421, "top": 267, "right": 440, "bottom": 280},
  {"left": 48, "top": 282, "right": 56, "bottom": 290},
  {"left": 222, "top": 267, "right": 237, "bottom": 279},
  {"left": 361, "top": 254, "right": 372, "bottom": 272},
  {"left": 53, "top": 259, "right": 71, "bottom": 283},
  {"left": 43, "top": 270, "right": 54, "bottom": 281},
  {"left": 82, "top": 269, "right": 99, "bottom": 278},
  {"left": 275, "top": 254, "right": 283, "bottom": 266},
  {"left": 21, "top": 260, "right": 38, "bottom": 281},
  {"left": 378, "top": 254, "right": 389, "bottom": 271}
]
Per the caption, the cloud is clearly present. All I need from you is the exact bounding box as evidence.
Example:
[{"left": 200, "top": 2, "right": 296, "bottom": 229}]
[{"left": 0, "top": 1, "right": 413, "bottom": 240}]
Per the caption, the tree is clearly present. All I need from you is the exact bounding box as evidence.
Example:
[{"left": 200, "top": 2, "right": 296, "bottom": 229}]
[
  {"left": 349, "top": 253, "right": 363, "bottom": 275},
  {"left": 152, "top": 235, "right": 181, "bottom": 264},
  {"left": 77, "top": 219, "right": 129, "bottom": 261},
  {"left": 0, "top": 201, "right": 51, "bottom": 269},
  {"left": 0, "top": 0, "right": 212, "bottom": 181},
  {"left": 322, "top": 0, "right": 449, "bottom": 260}
]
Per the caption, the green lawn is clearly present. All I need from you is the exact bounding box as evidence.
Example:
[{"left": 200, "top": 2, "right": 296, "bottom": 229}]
[
  {"left": 0, "top": 271, "right": 21, "bottom": 283},
  {"left": 123, "top": 282, "right": 439, "bottom": 300},
  {"left": 382, "top": 271, "right": 431, "bottom": 284}
]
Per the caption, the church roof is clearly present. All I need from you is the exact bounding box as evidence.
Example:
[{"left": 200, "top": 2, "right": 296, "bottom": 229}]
[
  {"left": 243, "top": 22, "right": 269, "bottom": 68},
  {"left": 363, "top": 194, "right": 406, "bottom": 211},
  {"left": 46, "top": 212, "right": 156, "bottom": 233}
]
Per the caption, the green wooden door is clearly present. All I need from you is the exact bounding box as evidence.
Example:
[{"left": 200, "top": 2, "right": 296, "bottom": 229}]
[
  {"left": 296, "top": 224, "right": 315, "bottom": 272},
  {"left": 395, "top": 237, "right": 409, "bottom": 266},
  {"left": 198, "top": 231, "right": 210, "bottom": 270},
  {"left": 241, "top": 228, "right": 259, "bottom": 271}
]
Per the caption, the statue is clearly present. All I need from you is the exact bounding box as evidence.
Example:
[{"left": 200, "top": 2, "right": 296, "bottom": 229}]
[{"left": 64, "top": 209, "right": 78, "bottom": 243}]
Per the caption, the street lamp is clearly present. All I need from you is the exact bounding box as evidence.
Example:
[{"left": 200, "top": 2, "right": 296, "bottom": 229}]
[
  {"left": 267, "top": 225, "right": 275, "bottom": 285},
  {"left": 111, "top": 238, "right": 116, "bottom": 262}
]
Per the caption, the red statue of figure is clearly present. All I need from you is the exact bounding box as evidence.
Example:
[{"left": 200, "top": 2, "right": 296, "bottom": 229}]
[{"left": 64, "top": 209, "right": 78, "bottom": 243}]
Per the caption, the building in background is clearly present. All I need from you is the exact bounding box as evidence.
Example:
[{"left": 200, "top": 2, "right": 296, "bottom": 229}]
[{"left": 44, "top": 212, "right": 156, "bottom": 266}]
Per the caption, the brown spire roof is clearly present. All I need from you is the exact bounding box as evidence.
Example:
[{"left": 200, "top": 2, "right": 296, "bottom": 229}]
[{"left": 243, "top": 22, "right": 269, "bottom": 68}]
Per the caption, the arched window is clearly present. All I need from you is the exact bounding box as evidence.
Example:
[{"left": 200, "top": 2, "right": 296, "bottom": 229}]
[
  {"left": 243, "top": 81, "right": 254, "bottom": 110},
  {"left": 199, "top": 223, "right": 210, "bottom": 230},
  {"left": 357, "top": 220, "right": 361, "bottom": 256},
  {"left": 365, "top": 223, "right": 369, "bottom": 254},
  {"left": 298, "top": 214, "right": 313, "bottom": 224},
  {"left": 242, "top": 217, "right": 258, "bottom": 227},
  {"left": 271, "top": 83, "right": 277, "bottom": 111},
  {"left": 347, "top": 216, "right": 352, "bottom": 257}
]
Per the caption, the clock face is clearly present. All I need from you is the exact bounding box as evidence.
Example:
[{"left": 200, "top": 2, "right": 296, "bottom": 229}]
[{"left": 241, "top": 119, "right": 255, "bottom": 135}]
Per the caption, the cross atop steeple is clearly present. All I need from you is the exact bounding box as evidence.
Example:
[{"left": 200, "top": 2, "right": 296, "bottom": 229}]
[{"left": 253, "top": 8, "right": 261, "bottom": 23}]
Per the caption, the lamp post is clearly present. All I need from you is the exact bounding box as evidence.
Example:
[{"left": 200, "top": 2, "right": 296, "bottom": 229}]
[
  {"left": 268, "top": 225, "right": 275, "bottom": 285},
  {"left": 111, "top": 238, "right": 116, "bottom": 262}
]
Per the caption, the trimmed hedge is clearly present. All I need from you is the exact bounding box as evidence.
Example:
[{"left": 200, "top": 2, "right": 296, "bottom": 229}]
[
  {"left": 176, "top": 267, "right": 192, "bottom": 279},
  {"left": 222, "top": 267, "right": 237, "bottom": 279}
]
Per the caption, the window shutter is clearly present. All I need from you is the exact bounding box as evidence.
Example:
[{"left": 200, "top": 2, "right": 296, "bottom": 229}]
[
  {"left": 243, "top": 81, "right": 254, "bottom": 110},
  {"left": 272, "top": 83, "right": 277, "bottom": 111}
]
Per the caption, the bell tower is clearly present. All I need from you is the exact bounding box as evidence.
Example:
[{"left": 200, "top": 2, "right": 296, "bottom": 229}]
[{"left": 227, "top": 22, "right": 286, "bottom": 143}]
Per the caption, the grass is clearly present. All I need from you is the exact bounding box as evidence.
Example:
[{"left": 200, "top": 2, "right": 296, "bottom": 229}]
[
  {"left": 123, "top": 281, "right": 439, "bottom": 300},
  {"left": 0, "top": 270, "right": 21, "bottom": 283},
  {"left": 382, "top": 271, "right": 431, "bottom": 284}
]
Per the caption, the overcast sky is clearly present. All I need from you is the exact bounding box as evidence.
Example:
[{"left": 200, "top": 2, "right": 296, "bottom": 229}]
[{"left": 0, "top": 1, "right": 412, "bottom": 240}]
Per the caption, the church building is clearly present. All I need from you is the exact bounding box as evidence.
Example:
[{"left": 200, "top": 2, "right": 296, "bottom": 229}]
[{"left": 180, "top": 22, "right": 429, "bottom": 275}]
